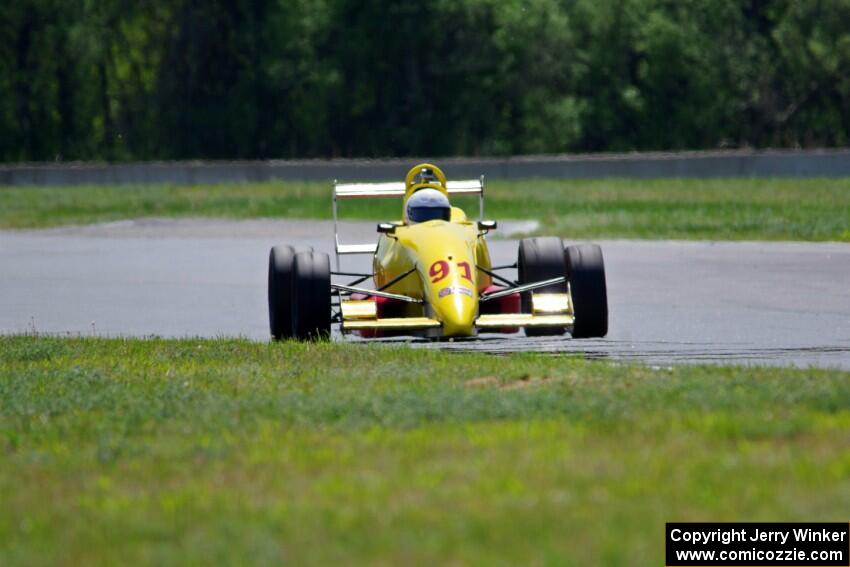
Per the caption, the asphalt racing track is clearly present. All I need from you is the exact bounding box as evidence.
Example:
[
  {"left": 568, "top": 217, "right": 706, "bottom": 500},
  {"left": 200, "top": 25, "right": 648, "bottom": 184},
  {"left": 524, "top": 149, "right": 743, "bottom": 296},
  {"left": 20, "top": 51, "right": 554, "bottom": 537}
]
[{"left": 1, "top": 218, "right": 848, "bottom": 369}]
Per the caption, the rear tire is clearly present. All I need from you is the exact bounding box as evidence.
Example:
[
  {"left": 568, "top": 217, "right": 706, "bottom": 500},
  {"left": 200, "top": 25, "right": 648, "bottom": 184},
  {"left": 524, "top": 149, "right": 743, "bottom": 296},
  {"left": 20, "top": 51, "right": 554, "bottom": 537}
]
[
  {"left": 268, "top": 245, "right": 311, "bottom": 340},
  {"left": 517, "top": 237, "right": 568, "bottom": 337},
  {"left": 565, "top": 244, "right": 608, "bottom": 338},
  {"left": 291, "top": 251, "right": 332, "bottom": 341}
]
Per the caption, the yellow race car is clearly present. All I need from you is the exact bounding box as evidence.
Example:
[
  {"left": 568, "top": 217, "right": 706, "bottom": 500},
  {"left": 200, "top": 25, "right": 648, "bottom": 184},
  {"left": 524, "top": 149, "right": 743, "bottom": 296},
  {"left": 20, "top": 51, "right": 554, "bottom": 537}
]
[{"left": 268, "top": 163, "right": 607, "bottom": 341}]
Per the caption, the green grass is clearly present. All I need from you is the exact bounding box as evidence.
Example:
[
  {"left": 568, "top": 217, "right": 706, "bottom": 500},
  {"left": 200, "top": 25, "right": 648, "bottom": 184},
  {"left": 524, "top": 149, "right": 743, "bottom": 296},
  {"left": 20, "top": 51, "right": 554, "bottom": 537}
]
[
  {"left": 1, "top": 336, "right": 849, "bottom": 566},
  {"left": 2, "top": 177, "right": 849, "bottom": 240}
]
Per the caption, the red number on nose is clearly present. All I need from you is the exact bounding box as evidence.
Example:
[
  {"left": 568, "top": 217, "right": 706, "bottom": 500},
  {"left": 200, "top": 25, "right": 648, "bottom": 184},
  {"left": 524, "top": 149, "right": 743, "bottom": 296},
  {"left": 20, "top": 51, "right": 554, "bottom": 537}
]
[{"left": 429, "top": 260, "right": 449, "bottom": 283}]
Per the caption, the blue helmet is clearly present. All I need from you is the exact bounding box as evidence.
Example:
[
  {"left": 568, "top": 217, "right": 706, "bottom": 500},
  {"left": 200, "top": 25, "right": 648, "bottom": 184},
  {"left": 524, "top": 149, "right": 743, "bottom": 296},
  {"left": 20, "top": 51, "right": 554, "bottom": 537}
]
[{"left": 406, "top": 188, "right": 451, "bottom": 224}]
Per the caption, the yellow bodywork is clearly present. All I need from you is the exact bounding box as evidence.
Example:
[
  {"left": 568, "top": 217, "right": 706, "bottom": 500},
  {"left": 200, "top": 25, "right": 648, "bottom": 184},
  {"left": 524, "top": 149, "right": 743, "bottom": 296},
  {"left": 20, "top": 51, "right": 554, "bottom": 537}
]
[
  {"left": 339, "top": 163, "right": 572, "bottom": 338},
  {"left": 372, "top": 219, "right": 493, "bottom": 337}
]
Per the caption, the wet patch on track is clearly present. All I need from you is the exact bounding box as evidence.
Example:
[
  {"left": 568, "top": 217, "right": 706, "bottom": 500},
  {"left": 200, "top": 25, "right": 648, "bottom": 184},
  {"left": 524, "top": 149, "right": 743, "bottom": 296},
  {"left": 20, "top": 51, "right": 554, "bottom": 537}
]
[{"left": 349, "top": 334, "right": 850, "bottom": 368}]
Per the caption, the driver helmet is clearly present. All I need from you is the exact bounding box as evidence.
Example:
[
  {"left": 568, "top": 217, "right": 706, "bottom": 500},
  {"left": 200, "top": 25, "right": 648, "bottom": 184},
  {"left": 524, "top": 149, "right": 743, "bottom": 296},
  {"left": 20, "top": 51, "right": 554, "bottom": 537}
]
[{"left": 406, "top": 188, "right": 451, "bottom": 224}]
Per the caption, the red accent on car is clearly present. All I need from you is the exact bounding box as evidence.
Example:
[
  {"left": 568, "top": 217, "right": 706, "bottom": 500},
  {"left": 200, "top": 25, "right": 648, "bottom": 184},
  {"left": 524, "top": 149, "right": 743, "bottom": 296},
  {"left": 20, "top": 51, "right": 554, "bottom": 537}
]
[
  {"left": 351, "top": 294, "right": 409, "bottom": 338},
  {"left": 479, "top": 285, "right": 520, "bottom": 333}
]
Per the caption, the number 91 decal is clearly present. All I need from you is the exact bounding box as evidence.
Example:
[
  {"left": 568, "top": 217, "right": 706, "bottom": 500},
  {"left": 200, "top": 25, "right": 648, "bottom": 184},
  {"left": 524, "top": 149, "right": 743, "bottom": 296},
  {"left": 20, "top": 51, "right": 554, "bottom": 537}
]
[{"left": 429, "top": 260, "right": 473, "bottom": 283}]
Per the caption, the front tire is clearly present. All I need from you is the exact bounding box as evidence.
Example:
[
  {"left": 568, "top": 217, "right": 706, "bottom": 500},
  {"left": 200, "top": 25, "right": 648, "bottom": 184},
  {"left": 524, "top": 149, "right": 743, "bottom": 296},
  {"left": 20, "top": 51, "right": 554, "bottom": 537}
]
[
  {"left": 565, "top": 244, "right": 608, "bottom": 338},
  {"left": 517, "top": 237, "right": 568, "bottom": 336},
  {"left": 268, "top": 245, "right": 311, "bottom": 340},
  {"left": 291, "top": 251, "right": 332, "bottom": 341}
]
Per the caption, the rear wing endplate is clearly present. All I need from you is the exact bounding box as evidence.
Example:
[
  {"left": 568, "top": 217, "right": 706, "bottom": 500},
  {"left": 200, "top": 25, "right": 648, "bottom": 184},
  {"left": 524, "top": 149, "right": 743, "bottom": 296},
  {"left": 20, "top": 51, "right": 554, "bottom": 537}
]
[{"left": 332, "top": 176, "right": 485, "bottom": 268}]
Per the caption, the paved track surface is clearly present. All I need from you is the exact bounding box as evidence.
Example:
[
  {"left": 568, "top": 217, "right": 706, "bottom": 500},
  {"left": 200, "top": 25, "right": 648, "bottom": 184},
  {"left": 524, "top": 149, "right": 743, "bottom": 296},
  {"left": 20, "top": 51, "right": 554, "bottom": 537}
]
[{"left": 2, "top": 218, "right": 849, "bottom": 369}]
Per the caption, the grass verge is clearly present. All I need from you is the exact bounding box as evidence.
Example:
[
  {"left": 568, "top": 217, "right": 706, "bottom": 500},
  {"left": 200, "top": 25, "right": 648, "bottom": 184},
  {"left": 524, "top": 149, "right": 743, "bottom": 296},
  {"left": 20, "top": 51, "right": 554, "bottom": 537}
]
[
  {"left": 1, "top": 335, "right": 849, "bottom": 565},
  {"left": 2, "top": 177, "right": 849, "bottom": 240}
]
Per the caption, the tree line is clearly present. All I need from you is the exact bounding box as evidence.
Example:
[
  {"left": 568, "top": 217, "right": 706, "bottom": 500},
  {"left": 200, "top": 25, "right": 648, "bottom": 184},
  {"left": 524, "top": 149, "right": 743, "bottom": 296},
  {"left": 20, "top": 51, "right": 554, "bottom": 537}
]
[{"left": 2, "top": 0, "right": 849, "bottom": 162}]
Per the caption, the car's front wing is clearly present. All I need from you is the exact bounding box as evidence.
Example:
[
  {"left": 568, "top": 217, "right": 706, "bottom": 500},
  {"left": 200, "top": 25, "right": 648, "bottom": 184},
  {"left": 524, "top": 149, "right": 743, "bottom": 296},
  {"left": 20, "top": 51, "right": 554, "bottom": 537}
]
[{"left": 339, "top": 293, "right": 573, "bottom": 335}]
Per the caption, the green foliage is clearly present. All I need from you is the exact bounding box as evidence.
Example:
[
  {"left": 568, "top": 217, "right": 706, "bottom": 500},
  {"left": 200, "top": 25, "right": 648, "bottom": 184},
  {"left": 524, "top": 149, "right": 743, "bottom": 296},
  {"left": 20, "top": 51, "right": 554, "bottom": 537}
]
[{"left": 3, "top": 0, "right": 850, "bottom": 160}]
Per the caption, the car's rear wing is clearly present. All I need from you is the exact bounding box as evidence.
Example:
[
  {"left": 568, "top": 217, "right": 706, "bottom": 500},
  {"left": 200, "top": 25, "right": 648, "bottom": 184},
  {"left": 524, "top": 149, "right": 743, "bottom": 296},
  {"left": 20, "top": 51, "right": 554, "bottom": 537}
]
[{"left": 332, "top": 176, "right": 485, "bottom": 268}]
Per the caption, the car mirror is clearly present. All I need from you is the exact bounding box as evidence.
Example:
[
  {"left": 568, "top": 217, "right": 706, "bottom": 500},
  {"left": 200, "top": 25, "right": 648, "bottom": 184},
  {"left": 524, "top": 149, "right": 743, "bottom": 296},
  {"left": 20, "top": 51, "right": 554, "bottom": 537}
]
[
  {"left": 377, "top": 223, "right": 397, "bottom": 235},
  {"left": 477, "top": 220, "right": 497, "bottom": 231}
]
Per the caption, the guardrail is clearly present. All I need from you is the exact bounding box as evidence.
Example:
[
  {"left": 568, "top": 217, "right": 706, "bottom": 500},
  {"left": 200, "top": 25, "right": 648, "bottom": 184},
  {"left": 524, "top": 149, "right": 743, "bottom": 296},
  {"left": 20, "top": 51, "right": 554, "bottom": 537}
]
[{"left": 1, "top": 149, "right": 849, "bottom": 186}]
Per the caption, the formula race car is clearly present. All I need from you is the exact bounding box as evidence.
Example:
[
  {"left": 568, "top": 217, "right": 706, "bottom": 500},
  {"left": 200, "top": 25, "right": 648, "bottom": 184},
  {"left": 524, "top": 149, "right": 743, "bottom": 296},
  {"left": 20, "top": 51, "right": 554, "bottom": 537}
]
[{"left": 268, "top": 163, "right": 607, "bottom": 341}]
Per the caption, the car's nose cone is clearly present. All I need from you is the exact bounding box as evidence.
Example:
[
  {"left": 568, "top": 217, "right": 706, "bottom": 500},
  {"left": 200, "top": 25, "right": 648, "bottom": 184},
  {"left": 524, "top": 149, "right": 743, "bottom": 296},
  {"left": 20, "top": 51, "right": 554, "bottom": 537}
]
[{"left": 433, "top": 289, "right": 476, "bottom": 337}]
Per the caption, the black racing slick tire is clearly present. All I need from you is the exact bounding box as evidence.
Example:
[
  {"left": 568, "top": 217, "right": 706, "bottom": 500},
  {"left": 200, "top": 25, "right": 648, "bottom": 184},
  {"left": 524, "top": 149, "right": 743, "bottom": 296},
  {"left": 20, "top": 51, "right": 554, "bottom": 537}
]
[
  {"left": 291, "top": 251, "right": 332, "bottom": 341},
  {"left": 268, "top": 245, "right": 311, "bottom": 340},
  {"left": 517, "top": 237, "right": 568, "bottom": 337},
  {"left": 565, "top": 244, "right": 608, "bottom": 338}
]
